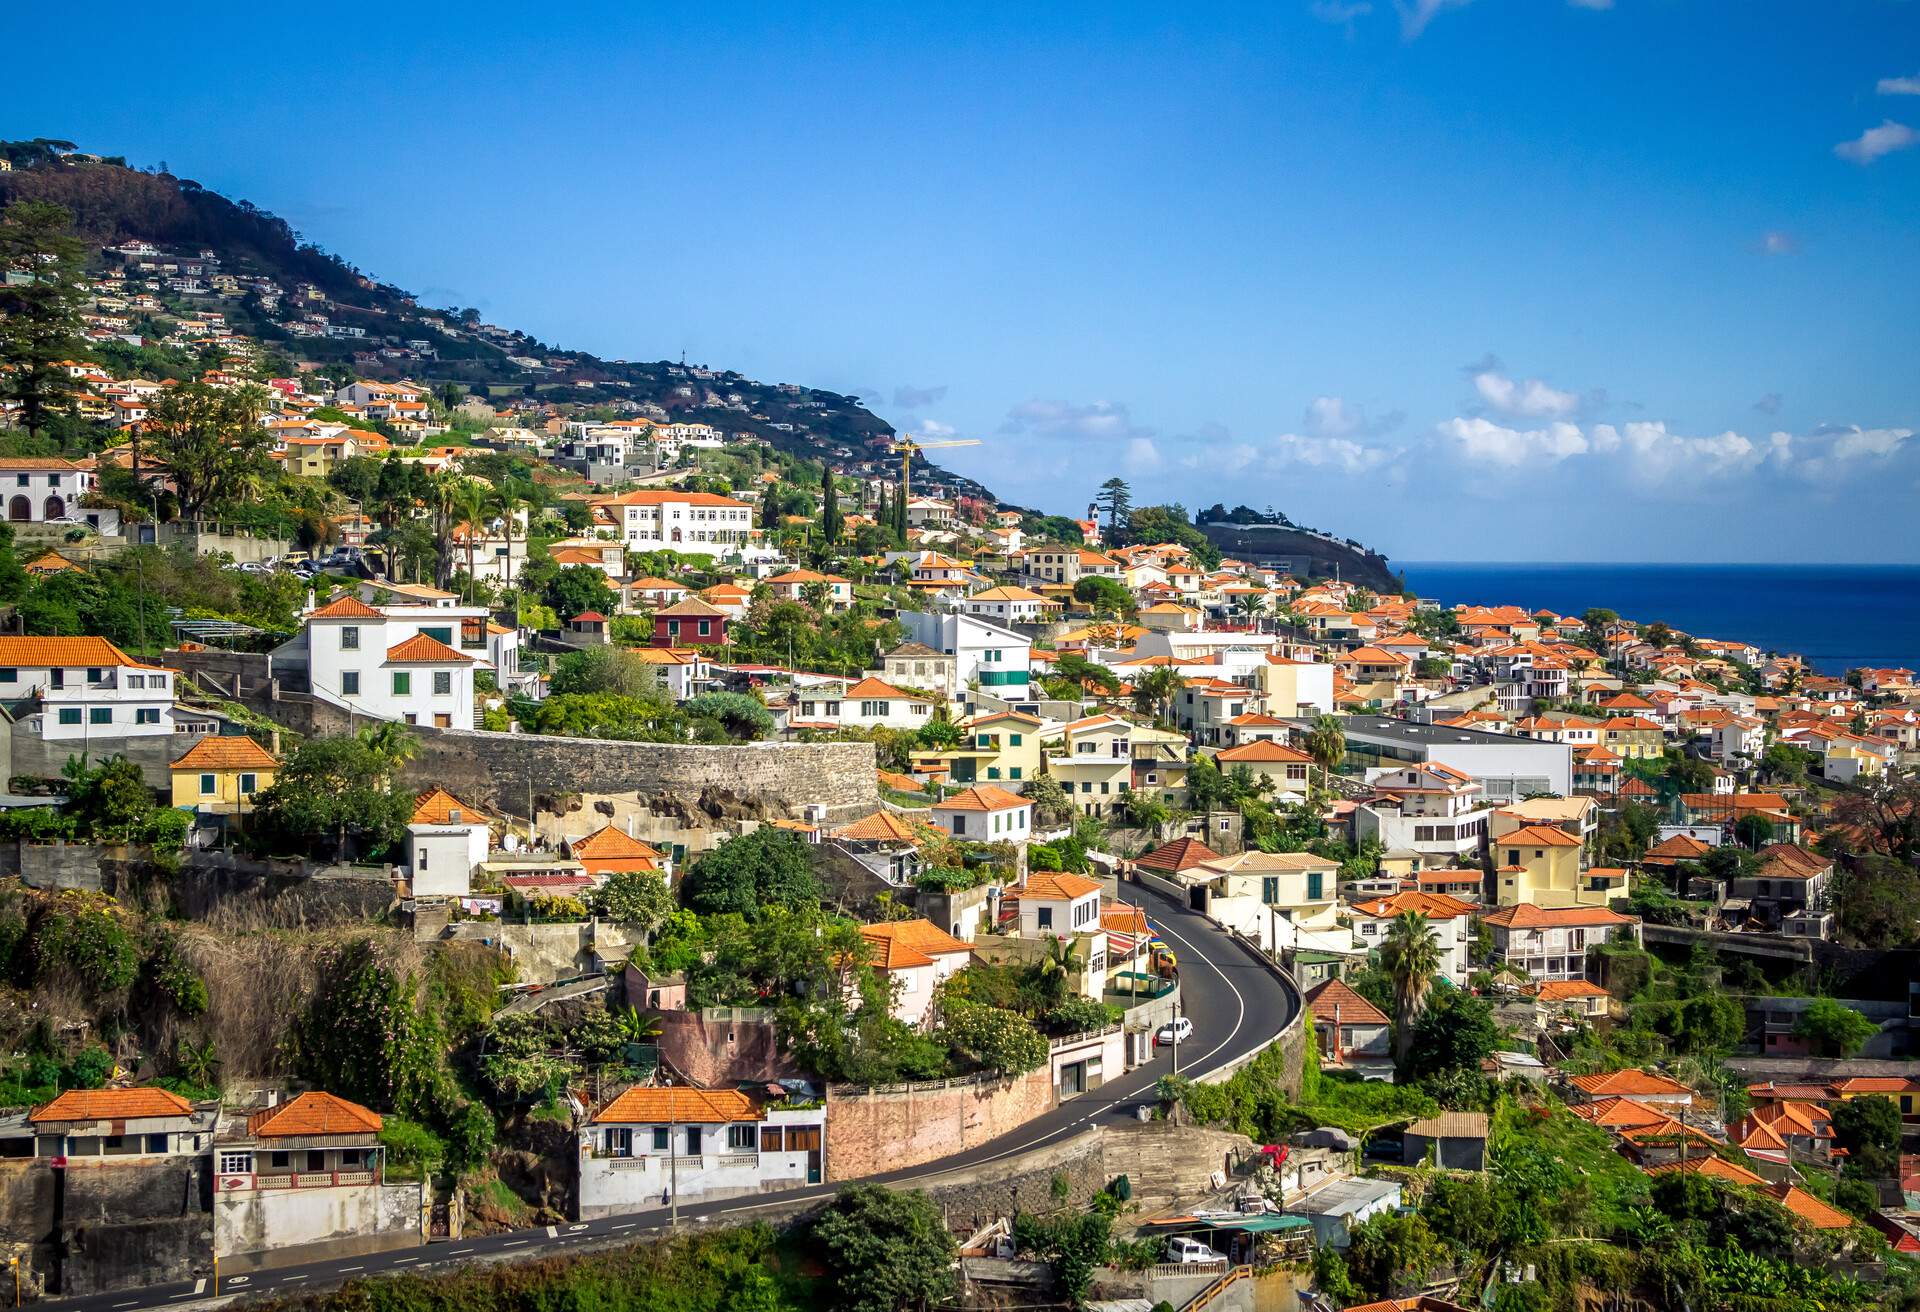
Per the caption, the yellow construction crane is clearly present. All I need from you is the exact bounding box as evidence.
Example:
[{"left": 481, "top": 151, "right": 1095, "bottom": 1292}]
[{"left": 888, "top": 433, "right": 982, "bottom": 503}]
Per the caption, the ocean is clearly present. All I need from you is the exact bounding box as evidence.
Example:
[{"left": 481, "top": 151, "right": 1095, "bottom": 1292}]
[{"left": 1400, "top": 562, "right": 1920, "bottom": 675}]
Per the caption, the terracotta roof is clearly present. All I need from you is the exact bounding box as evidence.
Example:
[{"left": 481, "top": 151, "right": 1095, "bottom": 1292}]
[
  {"left": 656, "top": 597, "right": 727, "bottom": 618},
  {"left": 831, "top": 811, "right": 921, "bottom": 843},
  {"left": 1022, "top": 871, "right": 1101, "bottom": 901},
  {"left": 876, "top": 769, "right": 924, "bottom": 794},
  {"left": 569, "top": 824, "right": 664, "bottom": 870},
  {"left": 1497, "top": 824, "right": 1582, "bottom": 848},
  {"left": 1306, "top": 977, "right": 1389, "bottom": 1027},
  {"left": 1568, "top": 1096, "right": 1675, "bottom": 1130},
  {"left": 1568, "top": 1069, "right": 1692, "bottom": 1099},
  {"left": 1644, "top": 833, "right": 1713, "bottom": 861},
  {"left": 171, "top": 736, "right": 278, "bottom": 771},
  {"left": 860, "top": 918, "right": 973, "bottom": 970},
  {"left": 1755, "top": 844, "right": 1831, "bottom": 880},
  {"left": 845, "top": 676, "right": 923, "bottom": 701},
  {"left": 0, "top": 636, "right": 146, "bottom": 668},
  {"left": 593, "top": 1087, "right": 759, "bottom": 1125},
  {"left": 384, "top": 632, "right": 471, "bottom": 663},
  {"left": 32, "top": 1087, "right": 194, "bottom": 1123},
  {"left": 1350, "top": 890, "right": 1475, "bottom": 920},
  {"left": 409, "top": 788, "right": 489, "bottom": 826},
  {"left": 1135, "top": 836, "right": 1221, "bottom": 872},
  {"left": 247, "top": 1091, "right": 383, "bottom": 1137},
  {"left": 1765, "top": 1183, "right": 1856, "bottom": 1230},
  {"left": 1532, "top": 979, "right": 1610, "bottom": 1001},
  {"left": 1481, "top": 903, "right": 1637, "bottom": 929},
  {"left": 1644, "top": 1156, "right": 1766, "bottom": 1187},
  {"left": 935, "top": 785, "right": 1028, "bottom": 812},
  {"left": 1215, "top": 740, "right": 1314, "bottom": 764},
  {"left": 307, "top": 595, "right": 384, "bottom": 620}
]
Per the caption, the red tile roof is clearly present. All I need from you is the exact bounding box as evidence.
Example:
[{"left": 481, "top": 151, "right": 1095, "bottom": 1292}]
[
  {"left": 32, "top": 1087, "right": 194, "bottom": 1123},
  {"left": 247, "top": 1091, "right": 383, "bottom": 1137}
]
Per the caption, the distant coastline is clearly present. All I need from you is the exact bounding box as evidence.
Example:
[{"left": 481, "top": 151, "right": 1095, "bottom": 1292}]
[{"left": 1402, "top": 561, "right": 1920, "bottom": 675}]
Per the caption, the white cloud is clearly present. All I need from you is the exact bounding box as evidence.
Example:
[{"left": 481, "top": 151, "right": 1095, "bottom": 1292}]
[
  {"left": 1395, "top": 0, "right": 1471, "bottom": 38},
  {"left": 1877, "top": 74, "right": 1920, "bottom": 96},
  {"left": 1834, "top": 120, "right": 1920, "bottom": 165},
  {"left": 915, "top": 418, "right": 958, "bottom": 439},
  {"left": 1439, "top": 416, "right": 1588, "bottom": 466},
  {"left": 1754, "top": 230, "right": 1798, "bottom": 256},
  {"left": 1588, "top": 421, "right": 1766, "bottom": 485},
  {"left": 1123, "top": 437, "right": 1162, "bottom": 472},
  {"left": 1267, "top": 433, "right": 1397, "bottom": 474},
  {"left": 1472, "top": 370, "right": 1581, "bottom": 420},
  {"left": 1304, "top": 395, "right": 1404, "bottom": 441},
  {"left": 1311, "top": 0, "right": 1372, "bottom": 25},
  {"left": 999, "top": 398, "right": 1151, "bottom": 442},
  {"left": 893, "top": 383, "right": 947, "bottom": 408},
  {"left": 1788, "top": 425, "right": 1915, "bottom": 484}
]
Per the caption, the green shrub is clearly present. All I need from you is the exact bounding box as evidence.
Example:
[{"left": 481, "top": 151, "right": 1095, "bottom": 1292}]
[{"left": 34, "top": 906, "right": 138, "bottom": 991}]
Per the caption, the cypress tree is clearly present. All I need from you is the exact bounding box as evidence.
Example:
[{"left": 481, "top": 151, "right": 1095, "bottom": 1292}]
[{"left": 821, "top": 464, "right": 842, "bottom": 542}]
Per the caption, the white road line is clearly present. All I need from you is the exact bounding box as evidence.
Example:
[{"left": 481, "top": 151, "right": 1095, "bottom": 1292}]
[
  {"left": 168, "top": 1293, "right": 196, "bottom": 1300},
  {"left": 394, "top": 1258, "right": 418, "bottom": 1265},
  {"left": 192, "top": 1281, "right": 206, "bottom": 1295},
  {"left": 281, "top": 1275, "right": 309, "bottom": 1282},
  {"left": 504, "top": 1239, "right": 529, "bottom": 1248},
  {"left": 611, "top": 1223, "right": 636, "bottom": 1231},
  {"left": 451, "top": 1247, "right": 474, "bottom": 1255},
  {"left": 341, "top": 1265, "right": 364, "bottom": 1272},
  {"left": 114, "top": 1300, "right": 137, "bottom": 1306},
  {"left": 544, "top": 1225, "right": 559, "bottom": 1238}
]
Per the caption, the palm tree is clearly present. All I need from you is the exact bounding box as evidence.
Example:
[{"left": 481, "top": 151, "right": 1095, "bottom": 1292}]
[
  {"left": 1132, "top": 667, "right": 1186, "bottom": 727},
  {"left": 176, "top": 1037, "right": 222, "bottom": 1090},
  {"left": 451, "top": 480, "right": 487, "bottom": 601},
  {"left": 1379, "top": 911, "right": 1441, "bottom": 1073},
  {"left": 614, "top": 1007, "right": 664, "bottom": 1044},
  {"left": 1304, "top": 713, "right": 1346, "bottom": 796},
  {"left": 1233, "top": 591, "right": 1266, "bottom": 632},
  {"left": 1037, "top": 935, "right": 1085, "bottom": 1006},
  {"left": 358, "top": 721, "right": 419, "bottom": 786}
]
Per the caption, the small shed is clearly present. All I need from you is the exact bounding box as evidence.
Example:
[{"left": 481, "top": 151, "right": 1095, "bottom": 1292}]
[{"left": 1402, "top": 1111, "right": 1489, "bottom": 1171}]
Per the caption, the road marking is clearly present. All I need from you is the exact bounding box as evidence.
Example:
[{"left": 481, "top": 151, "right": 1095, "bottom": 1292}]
[
  {"left": 226, "top": 1277, "right": 250, "bottom": 1287},
  {"left": 341, "top": 1266, "right": 364, "bottom": 1272},
  {"left": 114, "top": 1300, "right": 138, "bottom": 1306},
  {"left": 281, "top": 1275, "right": 308, "bottom": 1282},
  {"left": 451, "top": 1247, "right": 474, "bottom": 1255},
  {"left": 504, "top": 1239, "right": 529, "bottom": 1248},
  {"left": 611, "top": 1223, "right": 636, "bottom": 1231},
  {"left": 394, "top": 1258, "right": 418, "bottom": 1266},
  {"left": 193, "top": 1281, "right": 206, "bottom": 1295},
  {"left": 169, "top": 1293, "right": 196, "bottom": 1300},
  {"left": 544, "top": 1225, "right": 559, "bottom": 1238}
]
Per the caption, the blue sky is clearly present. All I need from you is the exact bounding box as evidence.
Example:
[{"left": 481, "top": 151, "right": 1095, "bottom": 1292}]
[{"left": 6, "top": 1, "right": 1919, "bottom": 561}]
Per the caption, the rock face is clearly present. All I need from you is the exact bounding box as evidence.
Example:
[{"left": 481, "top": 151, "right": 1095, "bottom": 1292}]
[{"left": 1197, "top": 520, "right": 1398, "bottom": 593}]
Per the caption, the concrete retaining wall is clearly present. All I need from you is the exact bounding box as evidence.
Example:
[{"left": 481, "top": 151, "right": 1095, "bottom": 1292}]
[
  {"left": 214, "top": 1182, "right": 424, "bottom": 1272},
  {"left": 825, "top": 1067, "right": 1056, "bottom": 1181}
]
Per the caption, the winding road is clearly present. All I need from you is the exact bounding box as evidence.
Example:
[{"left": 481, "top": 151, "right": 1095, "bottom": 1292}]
[{"left": 50, "top": 881, "right": 1298, "bottom": 1310}]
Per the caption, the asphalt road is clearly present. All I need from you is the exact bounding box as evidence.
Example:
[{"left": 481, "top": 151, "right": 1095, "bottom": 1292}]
[{"left": 50, "top": 881, "right": 1297, "bottom": 1311}]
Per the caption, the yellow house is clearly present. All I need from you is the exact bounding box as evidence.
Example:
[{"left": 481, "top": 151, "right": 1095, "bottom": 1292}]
[
  {"left": 170, "top": 736, "right": 280, "bottom": 815},
  {"left": 1491, "top": 822, "right": 1623, "bottom": 908},
  {"left": 1602, "top": 715, "right": 1665, "bottom": 760},
  {"left": 912, "top": 711, "right": 1046, "bottom": 787},
  {"left": 1043, "top": 713, "right": 1188, "bottom": 817}
]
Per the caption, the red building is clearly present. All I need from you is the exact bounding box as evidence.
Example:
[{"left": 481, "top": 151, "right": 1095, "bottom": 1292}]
[{"left": 653, "top": 597, "right": 729, "bottom": 646}]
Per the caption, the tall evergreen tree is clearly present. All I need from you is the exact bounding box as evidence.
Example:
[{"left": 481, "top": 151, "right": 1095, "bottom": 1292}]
[
  {"left": 875, "top": 483, "right": 891, "bottom": 542},
  {"left": 1096, "top": 476, "right": 1132, "bottom": 542},
  {"left": 821, "top": 463, "right": 842, "bottom": 542},
  {"left": 0, "top": 201, "right": 89, "bottom": 440}
]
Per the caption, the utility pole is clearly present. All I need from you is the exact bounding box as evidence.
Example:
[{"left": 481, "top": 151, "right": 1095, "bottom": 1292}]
[
  {"left": 668, "top": 1098, "right": 679, "bottom": 1230},
  {"left": 1171, "top": 994, "right": 1181, "bottom": 1076}
]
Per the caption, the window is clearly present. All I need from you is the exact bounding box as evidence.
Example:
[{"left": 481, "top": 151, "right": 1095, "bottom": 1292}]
[
  {"left": 860, "top": 700, "right": 886, "bottom": 717},
  {"left": 238, "top": 772, "right": 257, "bottom": 794},
  {"left": 218, "top": 1152, "right": 253, "bottom": 1175},
  {"left": 1009, "top": 733, "right": 1023, "bottom": 746},
  {"left": 1037, "top": 906, "right": 1054, "bottom": 929},
  {"left": 13, "top": 475, "right": 24, "bottom": 487},
  {"left": 57, "top": 708, "right": 81, "bottom": 725},
  {"left": 605, "top": 1128, "right": 632, "bottom": 1158},
  {"left": 1262, "top": 876, "right": 1280, "bottom": 903},
  {"left": 433, "top": 670, "right": 452, "bottom": 695},
  {"left": 392, "top": 672, "right": 412, "bottom": 695},
  {"left": 698, "top": 620, "right": 711, "bottom": 636},
  {"left": 87, "top": 707, "right": 111, "bottom": 725},
  {"left": 421, "top": 626, "right": 453, "bottom": 644},
  {"left": 200, "top": 773, "right": 217, "bottom": 796},
  {"left": 341, "top": 671, "right": 360, "bottom": 695},
  {"left": 651, "top": 1127, "right": 670, "bottom": 1151},
  {"left": 0, "top": 669, "right": 13, "bottom": 683},
  {"left": 686, "top": 1126, "right": 701, "bottom": 1155},
  {"left": 1307, "top": 871, "right": 1324, "bottom": 901},
  {"left": 1507, "top": 849, "right": 1520, "bottom": 866},
  {"left": 269, "top": 1150, "right": 291, "bottom": 1169},
  {"left": 987, "top": 767, "right": 1000, "bottom": 780},
  {"left": 341, "top": 626, "right": 360, "bottom": 650},
  {"left": 1010, "top": 767, "right": 1022, "bottom": 780},
  {"left": 146, "top": 1134, "right": 168, "bottom": 1154},
  {"left": 727, "top": 1125, "right": 756, "bottom": 1150}
]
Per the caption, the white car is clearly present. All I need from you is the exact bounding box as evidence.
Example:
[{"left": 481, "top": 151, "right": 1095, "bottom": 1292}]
[
  {"left": 1155, "top": 1016, "right": 1194, "bottom": 1046},
  {"left": 1164, "top": 1236, "right": 1226, "bottom": 1265}
]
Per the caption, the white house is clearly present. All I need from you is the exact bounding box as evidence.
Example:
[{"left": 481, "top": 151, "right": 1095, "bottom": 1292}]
[
  {"left": 0, "top": 457, "right": 94, "bottom": 524},
  {"left": 1345, "top": 890, "right": 1475, "bottom": 986},
  {"left": 839, "top": 676, "right": 935, "bottom": 730},
  {"left": 859, "top": 919, "right": 974, "bottom": 1026},
  {"left": 963, "top": 585, "right": 1058, "bottom": 626},
  {"left": 592, "top": 490, "right": 755, "bottom": 553},
  {"left": 1353, "top": 762, "right": 1493, "bottom": 868},
  {"left": 0, "top": 636, "right": 176, "bottom": 741},
  {"left": 1480, "top": 903, "right": 1640, "bottom": 984},
  {"left": 930, "top": 785, "right": 1033, "bottom": 844},
  {"left": 406, "top": 789, "right": 491, "bottom": 898},
  {"left": 1016, "top": 871, "right": 1102, "bottom": 941},
  {"left": 579, "top": 1088, "right": 825, "bottom": 1218},
  {"left": 1182, "top": 850, "right": 1341, "bottom": 951},
  {"left": 901, "top": 611, "right": 1033, "bottom": 702},
  {"left": 283, "top": 594, "right": 485, "bottom": 730}
]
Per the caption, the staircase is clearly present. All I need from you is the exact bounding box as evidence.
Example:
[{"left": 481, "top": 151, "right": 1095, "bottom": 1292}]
[{"left": 1105, "top": 1122, "right": 1255, "bottom": 1219}]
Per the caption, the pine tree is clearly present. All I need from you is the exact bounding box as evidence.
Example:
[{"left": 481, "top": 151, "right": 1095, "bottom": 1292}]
[
  {"left": 875, "top": 484, "right": 891, "bottom": 542},
  {"left": 0, "top": 200, "right": 89, "bottom": 440},
  {"left": 821, "top": 463, "right": 842, "bottom": 542}
]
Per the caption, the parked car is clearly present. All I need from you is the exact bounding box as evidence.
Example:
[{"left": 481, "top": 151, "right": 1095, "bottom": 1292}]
[
  {"left": 1163, "top": 1237, "right": 1226, "bottom": 1265},
  {"left": 1155, "top": 1016, "right": 1193, "bottom": 1046}
]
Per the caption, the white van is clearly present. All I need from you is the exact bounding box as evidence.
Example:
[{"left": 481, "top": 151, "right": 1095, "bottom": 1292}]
[{"left": 1164, "top": 1236, "right": 1227, "bottom": 1265}]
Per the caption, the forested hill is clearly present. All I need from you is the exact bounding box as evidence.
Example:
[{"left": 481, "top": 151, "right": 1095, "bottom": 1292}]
[{"left": 0, "top": 149, "right": 958, "bottom": 484}]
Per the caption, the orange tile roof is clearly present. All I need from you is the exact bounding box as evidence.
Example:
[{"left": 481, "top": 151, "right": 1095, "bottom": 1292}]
[
  {"left": 569, "top": 824, "right": 665, "bottom": 868},
  {"left": 248, "top": 1090, "right": 383, "bottom": 1137},
  {"left": 1306, "top": 977, "right": 1389, "bottom": 1027},
  {"left": 1135, "top": 836, "right": 1221, "bottom": 872},
  {"left": 0, "top": 636, "right": 146, "bottom": 669},
  {"left": 307, "top": 595, "right": 384, "bottom": 620},
  {"left": 1215, "top": 739, "right": 1314, "bottom": 764},
  {"left": 831, "top": 810, "right": 921, "bottom": 843},
  {"left": 171, "top": 736, "right": 279, "bottom": 771},
  {"left": 1481, "top": 903, "right": 1637, "bottom": 930},
  {"left": 1532, "top": 979, "right": 1610, "bottom": 1001},
  {"left": 845, "top": 675, "right": 923, "bottom": 700},
  {"left": 593, "top": 1087, "right": 759, "bottom": 1125},
  {"left": 1022, "top": 871, "right": 1101, "bottom": 901},
  {"left": 409, "top": 788, "right": 490, "bottom": 826},
  {"left": 876, "top": 769, "right": 924, "bottom": 793},
  {"left": 385, "top": 632, "right": 471, "bottom": 663},
  {"left": 1350, "top": 890, "right": 1475, "bottom": 921},
  {"left": 1644, "top": 1156, "right": 1766, "bottom": 1186},
  {"left": 32, "top": 1087, "right": 195, "bottom": 1123},
  {"left": 1644, "top": 833, "right": 1712, "bottom": 861},
  {"left": 860, "top": 918, "right": 973, "bottom": 970},
  {"left": 1498, "top": 824, "right": 1582, "bottom": 848},
  {"left": 1568, "top": 1069, "right": 1692, "bottom": 1099},
  {"left": 934, "top": 785, "right": 1028, "bottom": 812},
  {"left": 1765, "top": 1183, "right": 1855, "bottom": 1230}
]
